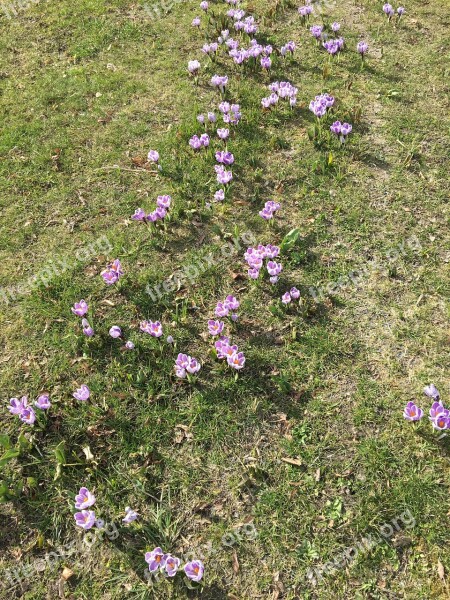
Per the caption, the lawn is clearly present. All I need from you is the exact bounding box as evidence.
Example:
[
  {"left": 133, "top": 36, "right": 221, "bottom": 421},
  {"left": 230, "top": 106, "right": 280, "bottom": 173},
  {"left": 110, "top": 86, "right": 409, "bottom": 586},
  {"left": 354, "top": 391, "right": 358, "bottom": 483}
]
[{"left": 0, "top": 0, "right": 449, "bottom": 598}]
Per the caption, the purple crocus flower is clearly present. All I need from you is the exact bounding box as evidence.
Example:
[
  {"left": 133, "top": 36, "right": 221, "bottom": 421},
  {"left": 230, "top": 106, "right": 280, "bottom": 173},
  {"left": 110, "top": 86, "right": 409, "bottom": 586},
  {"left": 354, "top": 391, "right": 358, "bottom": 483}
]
[
  {"left": 73, "top": 385, "right": 90, "bottom": 402},
  {"left": 184, "top": 560, "right": 204, "bottom": 582},
  {"left": 424, "top": 384, "right": 440, "bottom": 401},
  {"left": 157, "top": 195, "right": 171, "bottom": 209},
  {"left": 282, "top": 292, "right": 292, "bottom": 305},
  {"left": 82, "top": 318, "right": 94, "bottom": 337},
  {"left": 290, "top": 287, "right": 300, "bottom": 299},
  {"left": 20, "top": 407, "right": 36, "bottom": 425},
  {"left": 74, "top": 510, "right": 96, "bottom": 530},
  {"left": 192, "top": 16, "right": 201, "bottom": 27},
  {"left": 357, "top": 41, "right": 368, "bottom": 56},
  {"left": 219, "top": 101, "right": 230, "bottom": 114},
  {"left": 200, "top": 133, "right": 210, "bottom": 147},
  {"left": 214, "top": 189, "right": 225, "bottom": 202},
  {"left": 166, "top": 335, "right": 174, "bottom": 344},
  {"left": 101, "top": 259, "right": 123, "bottom": 285},
  {"left": 145, "top": 547, "right": 167, "bottom": 572},
  {"left": 261, "top": 56, "right": 272, "bottom": 70},
  {"left": 147, "top": 150, "right": 159, "bottom": 163},
  {"left": 211, "top": 75, "right": 228, "bottom": 93},
  {"left": 431, "top": 411, "right": 450, "bottom": 430},
  {"left": 215, "top": 302, "right": 229, "bottom": 317},
  {"left": 331, "top": 22, "right": 340, "bottom": 31},
  {"left": 217, "top": 128, "right": 230, "bottom": 140},
  {"left": 125, "top": 340, "right": 135, "bottom": 350},
  {"left": 215, "top": 151, "right": 234, "bottom": 165},
  {"left": 197, "top": 114, "right": 205, "bottom": 124},
  {"left": 383, "top": 3, "right": 394, "bottom": 16},
  {"left": 208, "top": 320, "right": 225, "bottom": 336},
  {"left": 340, "top": 122, "right": 352, "bottom": 137},
  {"left": 189, "top": 135, "right": 202, "bottom": 150},
  {"left": 310, "top": 25, "right": 323, "bottom": 39},
  {"left": 8, "top": 396, "right": 28, "bottom": 415},
  {"left": 132, "top": 208, "right": 146, "bottom": 221},
  {"left": 403, "top": 401, "right": 424, "bottom": 421},
  {"left": 75, "top": 486, "right": 96, "bottom": 509},
  {"left": 216, "top": 168, "right": 233, "bottom": 185},
  {"left": 429, "top": 401, "right": 445, "bottom": 419},
  {"left": 397, "top": 6, "right": 405, "bottom": 16},
  {"left": 188, "top": 60, "right": 201, "bottom": 74},
  {"left": 208, "top": 112, "right": 216, "bottom": 123},
  {"left": 224, "top": 295, "right": 239, "bottom": 311},
  {"left": 123, "top": 506, "right": 138, "bottom": 523},
  {"left": 267, "top": 261, "right": 282, "bottom": 276},
  {"left": 227, "top": 351, "right": 245, "bottom": 370},
  {"left": 109, "top": 326, "right": 122, "bottom": 339},
  {"left": 165, "top": 555, "right": 181, "bottom": 577},
  {"left": 186, "top": 357, "right": 201, "bottom": 374},
  {"left": 72, "top": 299, "right": 88, "bottom": 317},
  {"left": 200, "top": 1, "right": 208, "bottom": 11},
  {"left": 248, "top": 267, "right": 260, "bottom": 280},
  {"left": 35, "top": 394, "right": 51, "bottom": 410},
  {"left": 140, "top": 320, "right": 163, "bottom": 338}
]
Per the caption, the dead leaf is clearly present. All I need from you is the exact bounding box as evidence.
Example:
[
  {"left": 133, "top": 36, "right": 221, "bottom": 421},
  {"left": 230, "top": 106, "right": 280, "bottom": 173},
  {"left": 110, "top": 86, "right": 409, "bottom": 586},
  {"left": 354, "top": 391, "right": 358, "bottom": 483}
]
[
  {"left": 232, "top": 550, "right": 239, "bottom": 574},
  {"left": 61, "top": 567, "right": 74, "bottom": 581},
  {"left": 437, "top": 560, "right": 445, "bottom": 581},
  {"left": 174, "top": 425, "right": 193, "bottom": 444},
  {"left": 281, "top": 457, "right": 302, "bottom": 467},
  {"left": 82, "top": 446, "right": 94, "bottom": 461},
  {"left": 315, "top": 468, "right": 321, "bottom": 482}
]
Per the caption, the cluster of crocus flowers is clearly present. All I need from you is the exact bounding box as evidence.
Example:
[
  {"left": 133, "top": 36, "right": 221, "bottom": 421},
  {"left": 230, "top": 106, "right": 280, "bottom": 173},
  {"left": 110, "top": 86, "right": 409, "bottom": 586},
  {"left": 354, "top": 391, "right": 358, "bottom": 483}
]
[
  {"left": 72, "top": 299, "right": 94, "bottom": 337},
  {"left": 298, "top": 4, "right": 313, "bottom": 18},
  {"left": 73, "top": 384, "right": 90, "bottom": 401},
  {"left": 281, "top": 287, "right": 301, "bottom": 305},
  {"left": 259, "top": 200, "right": 281, "bottom": 220},
  {"left": 145, "top": 547, "right": 204, "bottom": 582},
  {"left": 383, "top": 3, "right": 395, "bottom": 18},
  {"left": 198, "top": 112, "right": 216, "bottom": 124},
  {"left": 101, "top": 259, "right": 123, "bottom": 285},
  {"left": 215, "top": 295, "right": 240, "bottom": 321},
  {"left": 8, "top": 394, "right": 50, "bottom": 425},
  {"left": 210, "top": 74, "right": 228, "bottom": 93},
  {"left": 310, "top": 25, "right": 324, "bottom": 40},
  {"left": 244, "top": 244, "right": 281, "bottom": 282},
  {"left": 404, "top": 385, "right": 450, "bottom": 430},
  {"left": 132, "top": 195, "right": 171, "bottom": 224},
  {"left": 330, "top": 121, "right": 353, "bottom": 143},
  {"left": 74, "top": 486, "right": 96, "bottom": 530},
  {"left": 309, "top": 93, "right": 335, "bottom": 117},
  {"left": 262, "top": 81, "right": 298, "bottom": 109},
  {"left": 215, "top": 336, "right": 245, "bottom": 370},
  {"left": 140, "top": 320, "right": 163, "bottom": 338},
  {"left": 189, "top": 134, "right": 210, "bottom": 150},
  {"left": 323, "top": 37, "right": 345, "bottom": 55},
  {"left": 175, "top": 353, "right": 201, "bottom": 378},
  {"left": 219, "top": 102, "right": 241, "bottom": 125}
]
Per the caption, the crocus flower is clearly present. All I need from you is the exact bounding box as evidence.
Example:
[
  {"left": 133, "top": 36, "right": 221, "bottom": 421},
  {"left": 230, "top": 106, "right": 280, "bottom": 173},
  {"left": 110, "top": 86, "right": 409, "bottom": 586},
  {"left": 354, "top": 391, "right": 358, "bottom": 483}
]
[
  {"left": 261, "top": 56, "right": 272, "bottom": 70},
  {"left": 145, "top": 547, "right": 167, "bottom": 572},
  {"left": 167, "top": 335, "right": 174, "bottom": 344},
  {"left": 310, "top": 25, "right": 323, "bottom": 39},
  {"left": 403, "top": 401, "right": 423, "bottom": 421},
  {"left": 157, "top": 195, "right": 171, "bottom": 209},
  {"left": 214, "top": 189, "right": 225, "bottom": 202},
  {"left": 109, "top": 326, "right": 122, "bottom": 339},
  {"left": 20, "top": 407, "right": 36, "bottom": 425},
  {"left": 357, "top": 41, "right": 368, "bottom": 56},
  {"left": 123, "top": 506, "right": 138, "bottom": 523},
  {"left": 429, "top": 401, "right": 445, "bottom": 419},
  {"left": 282, "top": 292, "right": 292, "bottom": 305},
  {"left": 72, "top": 300, "right": 88, "bottom": 317},
  {"left": 211, "top": 75, "right": 228, "bottom": 93},
  {"left": 73, "top": 385, "right": 90, "bottom": 402},
  {"left": 215, "top": 302, "right": 229, "bottom": 317},
  {"left": 192, "top": 17, "right": 201, "bottom": 27},
  {"left": 165, "top": 555, "right": 181, "bottom": 577},
  {"left": 215, "top": 151, "right": 234, "bottom": 165},
  {"left": 383, "top": 3, "right": 394, "bottom": 16},
  {"left": 197, "top": 114, "right": 205, "bottom": 124},
  {"left": 331, "top": 21, "right": 340, "bottom": 31},
  {"left": 82, "top": 318, "right": 94, "bottom": 337},
  {"left": 186, "top": 357, "right": 201, "bottom": 374},
  {"left": 140, "top": 320, "right": 163, "bottom": 338},
  {"left": 227, "top": 351, "right": 246, "bottom": 370},
  {"left": 248, "top": 267, "right": 260, "bottom": 279},
  {"left": 189, "top": 135, "right": 202, "bottom": 150},
  {"left": 184, "top": 560, "right": 204, "bottom": 582},
  {"left": 75, "top": 487, "right": 96, "bottom": 509},
  {"left": 290, "top": 287, "right": 301, "bottom": 299},
  {"left": 147, "top": 150, "right": 159, "bottom": 163},
  {"left": 216, "top": 168, "right": 233, "bottom": 185},
  {"left": 188, "top": 60, "right": 201, "bottom": 74},
  {"left": 35, "top": 394, "right": 51, "bottom": 410},
  {"left": 424, "top": 384, "right": 440, "bottom": 401},
  {"left": 309, "top": 93, "right": 335, "bottom": 117},
  {"left": 132, "top": 208, "right": 146, "bottom": 221},
  {"left": 8, "top": 396, "right": 28, "bottom": 415},
  {"left": 200, "top": 133, "right": 210, "bottom": 147},
  {"left": 208, "top": 320, "right": 225, "bottom": 336},
  {"left": 431, "top": 411, "right": 450, "bottom": 430},
  {"left": 125, "top": 340, "right": 135, "bottom": 350},
  {"left": 208, "top": 112, "right": 216, "bottom": 123},
  {"left": 331, "top": 121, "right": 343, "bottom": 136},
  {"left": 217, "top": 128, "right": 230, "bottom": 140},
  {"left": 101, "top": 259, "right": 123, "bottom": 285},
  {"left": 74, "top": 510, "right": 96, "bottom": 530},
  {"left": 397, "top": 6, "right": 405, "bottom": 16},
  {"left": 200, "top": 1, "right": 208, "bottom": 11},
  {"left": 267, "top": 261, "right": 282, "bottom": 276},
  {"left": 225, "top": 295, "right": 239, "bottom": 311}
]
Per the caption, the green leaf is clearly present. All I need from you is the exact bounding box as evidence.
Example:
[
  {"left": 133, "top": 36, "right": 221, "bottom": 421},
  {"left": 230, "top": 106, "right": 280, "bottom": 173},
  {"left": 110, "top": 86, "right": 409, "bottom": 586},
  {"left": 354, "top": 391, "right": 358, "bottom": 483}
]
[
  {"left": 54, "top": 441, "right": 66, "bottom": 465},
  {"left": 281, "top": 228, "right": 301, "bottom": 253},
  {"left": 18, "top": 432, "right": 32, "bottom": 451},
  {"left": 0, "top": 449, "right": 20, "bottom": 468},
  {"left": 0, "top": 434, "right": 11, "bottom": 450}
]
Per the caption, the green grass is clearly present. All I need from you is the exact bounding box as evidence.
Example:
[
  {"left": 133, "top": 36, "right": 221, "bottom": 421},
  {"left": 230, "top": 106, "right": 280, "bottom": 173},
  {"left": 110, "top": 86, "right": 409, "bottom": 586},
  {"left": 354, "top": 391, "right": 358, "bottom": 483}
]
[{"left": 0, "top": 0, "right": 449, "bottom": 598}]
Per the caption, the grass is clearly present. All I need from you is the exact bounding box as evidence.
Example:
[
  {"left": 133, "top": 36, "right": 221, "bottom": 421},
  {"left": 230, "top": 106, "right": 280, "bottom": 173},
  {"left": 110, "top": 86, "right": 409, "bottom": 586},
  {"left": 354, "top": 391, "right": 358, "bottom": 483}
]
[{"left": 0, "top": 0, "right": 449, "bottom": 598}]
